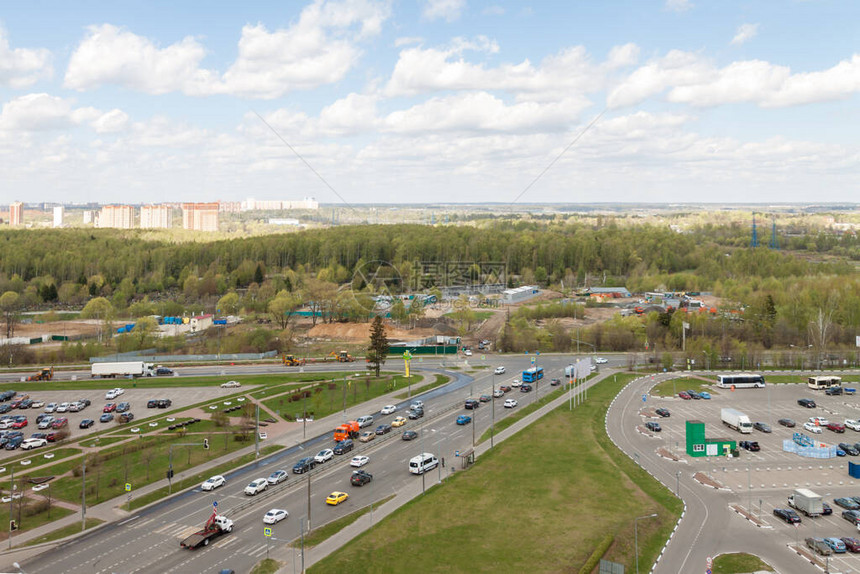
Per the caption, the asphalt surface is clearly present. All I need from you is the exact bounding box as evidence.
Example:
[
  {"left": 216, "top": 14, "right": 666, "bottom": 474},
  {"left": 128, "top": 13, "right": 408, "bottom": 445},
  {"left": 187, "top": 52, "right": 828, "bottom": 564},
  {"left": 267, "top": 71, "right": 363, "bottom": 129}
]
[{"left": 8, "top": 354, "right": 595, "bottom": 574}]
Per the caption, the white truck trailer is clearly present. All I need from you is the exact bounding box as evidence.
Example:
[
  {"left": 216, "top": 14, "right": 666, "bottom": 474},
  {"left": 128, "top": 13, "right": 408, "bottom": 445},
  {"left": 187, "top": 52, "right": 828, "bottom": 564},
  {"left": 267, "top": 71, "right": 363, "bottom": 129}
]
[
  {"left": 91, "top": 361, "right": 154, "bottom": 378},
  {"left": 788, "top": 488, "right": 824, "bottom": 517},
  {"left": 721, "top": 408, "right": 753, "bottom": 434}
]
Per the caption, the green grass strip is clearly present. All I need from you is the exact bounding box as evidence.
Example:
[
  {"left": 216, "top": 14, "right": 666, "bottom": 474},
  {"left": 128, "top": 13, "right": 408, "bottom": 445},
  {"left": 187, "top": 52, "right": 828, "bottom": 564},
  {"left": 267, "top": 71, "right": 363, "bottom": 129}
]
[
  {"left": 295, "top": 494, "right": 396, "bottom": 548},
  {"left": 22, "top": 517, "right": 104, "bottom": 547},
  {"left": 713, "top": 552, "right": 774, "bottom": 573}
]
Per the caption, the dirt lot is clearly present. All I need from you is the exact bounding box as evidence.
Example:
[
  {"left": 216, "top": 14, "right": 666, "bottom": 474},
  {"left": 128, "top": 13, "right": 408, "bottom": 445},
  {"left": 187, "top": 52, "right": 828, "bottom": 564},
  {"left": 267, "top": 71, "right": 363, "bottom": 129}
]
[
  {"left": 12, "top": 319, "right": 100, "bottom": 339},
  {"left": 307, "top": 322, "right": 438, "bottom": 342}
]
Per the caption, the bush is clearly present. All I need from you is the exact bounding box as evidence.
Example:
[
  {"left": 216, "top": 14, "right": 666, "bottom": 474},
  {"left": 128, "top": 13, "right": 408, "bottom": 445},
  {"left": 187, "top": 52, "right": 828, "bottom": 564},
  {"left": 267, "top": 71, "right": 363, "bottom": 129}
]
[{"left": 578, "top": 534, "right": 614, "bottom": 574}]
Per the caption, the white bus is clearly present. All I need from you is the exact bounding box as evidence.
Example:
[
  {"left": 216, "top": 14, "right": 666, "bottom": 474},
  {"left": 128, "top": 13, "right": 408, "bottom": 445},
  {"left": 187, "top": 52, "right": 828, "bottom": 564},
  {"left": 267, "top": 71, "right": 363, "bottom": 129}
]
[
  {"left": 716, "top": 373, "right": 766, "bottom": 389},
  {"left": 808, "top": 375, "right": 842, "bottom": 390}
]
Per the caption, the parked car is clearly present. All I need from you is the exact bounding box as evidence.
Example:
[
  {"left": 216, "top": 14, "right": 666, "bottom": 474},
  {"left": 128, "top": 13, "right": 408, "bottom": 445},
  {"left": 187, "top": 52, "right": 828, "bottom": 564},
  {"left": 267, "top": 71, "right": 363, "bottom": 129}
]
[
  {"left": 686, "top": 390, "right": 701, "bottom": 400},
  {"left": 157, "top": 399, "right": 172, "bottom": 409},
  {"left": 402, "top": 430, "right": 418, "bottom": 441},
  {"left": 263, "top": 509, "right": 288, "bottom": 524},
  {"left": 826, "top": 386, "right": 844, "bottom": 396},
  {"left": 292, "top": 457, "right": 316, "bottom": 474},
  {"left": 824, "top": 537, "right": 847, "bottom": 553},
  {"left": 803, "top": 422, "right": 823, "bottom": 434},
  {"left": 798, "top": 398, "right": 816, "bottom": 408},
  {"left": 51, "top": 418, "right": 68, "bottom": 429},
  {"left": 350, "top": 470, "right": 373, "bottom": 486},
  {"left": 774, "top": 508, "right": 801, "bottom": 524},
  {"left": 118, "top": 413, "right": 134, "bottom": 423},
  {"left": 314, "top": 449, "right": 334, "bottom": 464},
  {"left": 678, "top": 391, "right": 691, "bottom": 400},
  {"left": 842, "top": 510, "right": 860, "bottom": 524},
  {"left": 201, "top": 475, "right": 226, "bottom": 491},
  {"left": 326, "top": 492, "right": 349, "bottom": 506},
  {"left": 739, "top": 440, "right": 760, "bottom": 451},
  {"left": 37, "top": 417, "right": 54, "bottom": 429},
  {"left": 116, "top": 402, "right": 131, "bottom": 413},
  {"left": 504, "top": 398, "right": 518, "bottom": 408},
  {"left": 828, "top": 422, "right": 846, "bottom": 433},
  {"left": 839, "top": 443, "right": 860, "bottom": 456},
  {"left": 99, "top": 413, "right": 114, "bottom": 423},
  {"left": 846, "top": 419, "right": 860, "bottom": 431},
  {"left": 20, "top": 437, "right": 47, "bottom": 450},
  {"left": 823, "top": 502, "right": 833, "bottom": 515},
  {"left": 56, "top": 402, "right": 70, "bottom": 413},
  {"left": 221, "top": 380, "right": 241, "bottom": 388},
  {"left": 147, "top": 399, "right": 159, "bottom": 408},
  {"left": 456, "top": 415, "right": 472, "bottom": 425},
  {"left": 841, "top": 537, "right": 860, "bottom": 552},
  {"left": 44, "top": 403, "right": 57, "bottom": 413},
  {"left": 267, "top": 469, "right": 289, "bottom": 484},
  {"left": 79, "top": 419, "right": 95, "bottom": 429},
  {"left": 753, "top": 422, "right": 772, "bottom": 433},
  {"left": 806, "top": 537, "right": 834, "bottom": 556},
  {"left": 655, "top": 408, "right": 670, "bottom": 417},
  {"left": 698, "top": 391, "right": 711, "bottom": 399},
  {"left": 103, "top": 403, "right": 116, "bottom": 413},
  {"left": 778, "top": 418, "right": 796, "bottom": 428},
  {"left": 244, "top": 478, "right": 268, "bottom": 496},
  {"left": 645, "top": 422, "right": 662, "bottom": 432},
  {"left": 835, "top": 497, "right": 860, "bottom": 510}
]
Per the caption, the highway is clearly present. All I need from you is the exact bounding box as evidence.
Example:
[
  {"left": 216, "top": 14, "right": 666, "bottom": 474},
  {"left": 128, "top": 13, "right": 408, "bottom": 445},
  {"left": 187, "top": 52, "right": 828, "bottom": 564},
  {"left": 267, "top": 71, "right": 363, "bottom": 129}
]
[{"left": 14, "top": 354, "right": 590, "bottom": 573}]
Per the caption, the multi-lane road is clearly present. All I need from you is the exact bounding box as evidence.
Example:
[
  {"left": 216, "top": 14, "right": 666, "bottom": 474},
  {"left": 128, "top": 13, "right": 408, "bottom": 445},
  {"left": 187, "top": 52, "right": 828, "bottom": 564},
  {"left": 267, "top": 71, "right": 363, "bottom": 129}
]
[{"left": 13, "top": 354, "right": 594, "bottom": 573}]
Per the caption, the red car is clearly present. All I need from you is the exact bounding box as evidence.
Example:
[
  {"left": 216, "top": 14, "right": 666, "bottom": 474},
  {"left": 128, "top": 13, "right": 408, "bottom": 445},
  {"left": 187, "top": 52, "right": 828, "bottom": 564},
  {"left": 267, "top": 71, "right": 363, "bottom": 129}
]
[
  {"left": 828, "top": 422, "right": 846, "bottom": 433},
  {"left": 841, "top": 537, "right": 860, "bottom": 553},
  {"left": 51, "top": 417, "right": 68, "bottom": 429},
  {"left": 678, "top": 391, "right": 691, "bottom": 400},
  {"left": 103, "top": 403, "right": 116, "bottom": 413},
  {"left": 11, "top": 419, "right": 27, "bottom": 429},
  {"left": 46, "top": 431, "right": 61, "bottom": 442}
]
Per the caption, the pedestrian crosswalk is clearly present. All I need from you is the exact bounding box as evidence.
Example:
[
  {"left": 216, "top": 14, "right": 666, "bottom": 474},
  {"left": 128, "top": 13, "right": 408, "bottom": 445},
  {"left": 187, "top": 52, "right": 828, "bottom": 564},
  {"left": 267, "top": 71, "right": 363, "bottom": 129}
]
[
  {"left": 144, "top": 520, "right": 277, "bottom": 558},
  {"left": 153, "top": 521, "right": 199, "bottom": 539}
]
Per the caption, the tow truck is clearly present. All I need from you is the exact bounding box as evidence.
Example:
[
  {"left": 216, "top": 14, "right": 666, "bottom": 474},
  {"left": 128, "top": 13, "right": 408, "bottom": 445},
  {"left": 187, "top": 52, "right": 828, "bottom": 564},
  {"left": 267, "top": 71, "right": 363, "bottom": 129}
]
[{"left": 180, "top": 511, "right": 234, "bottom": 549}]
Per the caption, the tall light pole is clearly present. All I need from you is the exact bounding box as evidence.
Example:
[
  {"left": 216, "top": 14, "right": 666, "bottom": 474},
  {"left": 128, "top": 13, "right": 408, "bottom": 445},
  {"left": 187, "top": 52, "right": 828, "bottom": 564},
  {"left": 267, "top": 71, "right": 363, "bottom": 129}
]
[
  {"left": 634, "top": 513, "right": 658, "bottom": 574},
  {"left": 491, "top": 372, "right": 496, "bottom": 448}
]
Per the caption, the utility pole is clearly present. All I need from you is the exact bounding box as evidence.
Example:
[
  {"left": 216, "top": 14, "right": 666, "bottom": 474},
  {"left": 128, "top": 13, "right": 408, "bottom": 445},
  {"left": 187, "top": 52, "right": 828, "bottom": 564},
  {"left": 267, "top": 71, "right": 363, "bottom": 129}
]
[
  {"left": 81, "top": 456, "right": 86, "bottom": 531},
  {"left": 8, "top": 466, "right": 14, "bottom": 549},
  {"left": 306, "top": 471, "right": 312, "bottom": 532},
  {"left": 255, "top": 403, "right": 260, "bottom": 457}
]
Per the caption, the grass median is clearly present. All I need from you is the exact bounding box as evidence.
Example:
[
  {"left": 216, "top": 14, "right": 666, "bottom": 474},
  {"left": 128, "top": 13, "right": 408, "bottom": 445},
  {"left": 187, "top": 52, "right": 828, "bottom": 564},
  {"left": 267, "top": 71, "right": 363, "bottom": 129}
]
[
  {"left": 295, "top": 495, "right": 396, "bottom": 548},
  {"left": 713, "top": 552, "right": 774, "bottom": 573},
  {"left": 394, "top": 374, "right": 450, "bottom": 400},
  {"left": 21, "top": 517, "right": 103, "bottom": 547},
  {"left": 310, "top": 372, "right": 683, "bottom": 573},
  {"left": 650, "top": 376, "right": 718, "bottom": 397}
]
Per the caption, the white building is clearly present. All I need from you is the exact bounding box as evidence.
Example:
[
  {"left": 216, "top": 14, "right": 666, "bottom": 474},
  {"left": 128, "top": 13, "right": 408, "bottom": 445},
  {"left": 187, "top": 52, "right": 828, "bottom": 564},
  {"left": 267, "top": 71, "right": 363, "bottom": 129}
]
[
  {"left": 502, "top": 285, "right": 540, "bottom": 304},
  {"left": 53, "top": 206, "right": 64, "bottom": 228}
]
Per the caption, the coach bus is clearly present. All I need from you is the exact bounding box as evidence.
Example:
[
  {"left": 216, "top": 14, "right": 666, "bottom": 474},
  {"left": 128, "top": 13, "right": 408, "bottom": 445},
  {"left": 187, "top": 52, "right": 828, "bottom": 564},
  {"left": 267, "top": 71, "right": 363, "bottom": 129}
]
[
  {"left": 716, "top": 373, "right": 766, "bottom": 389},
  {"left": 522, "top": 367, "right": 544, "bottom": 383},
  {"left": 808, "top": 375, "right": 842, "bottom": 390}
]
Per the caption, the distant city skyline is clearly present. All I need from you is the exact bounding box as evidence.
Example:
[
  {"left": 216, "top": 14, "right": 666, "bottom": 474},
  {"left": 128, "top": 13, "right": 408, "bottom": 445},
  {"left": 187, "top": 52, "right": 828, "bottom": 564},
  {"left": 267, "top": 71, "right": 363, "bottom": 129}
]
[{"left": 0, "top": 1, "right": 858, "bottom": 205}]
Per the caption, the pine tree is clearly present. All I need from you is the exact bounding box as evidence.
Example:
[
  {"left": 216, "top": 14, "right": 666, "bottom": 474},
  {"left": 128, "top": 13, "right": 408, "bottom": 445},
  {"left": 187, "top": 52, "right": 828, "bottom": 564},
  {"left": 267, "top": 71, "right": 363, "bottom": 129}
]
[{"left": 366, "top": 316, "right": 389, "bottom": 377}]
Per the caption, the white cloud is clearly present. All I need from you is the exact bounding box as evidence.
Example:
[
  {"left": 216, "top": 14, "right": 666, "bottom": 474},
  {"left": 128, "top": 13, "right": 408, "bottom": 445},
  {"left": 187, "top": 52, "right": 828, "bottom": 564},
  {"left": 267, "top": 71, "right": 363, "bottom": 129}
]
[
  {"left": 0, "top": 93, "right": 95, "bottom": 131},
  {"left": 423, "top": 0, "right": 466, "bottom": 22},
  {"left": 731, "top": 23, "right": 758, "bottom": 46},
  {"left": 395, "top": 36, "right": 423, "bottom": 47},
  {"left": 483, "top": 5, "right": 505, "bottom": 16},
  {"left": 665, "top": 0, "right": 692, "bottom": 12},
  {"left": 606, "top": 43, "right": 640, "bottom": 69},
  {"left": 64, "top": 0, "right": 391, "bottom": 98},
  {"left": 92, "top": 109, "right": 129, "bottom": 133},
  {"left": 609, "top": 51, "right": 860, "bottom": 108},
  {"left": 0, "top": 28, "right": 52, "bottom": 88}
]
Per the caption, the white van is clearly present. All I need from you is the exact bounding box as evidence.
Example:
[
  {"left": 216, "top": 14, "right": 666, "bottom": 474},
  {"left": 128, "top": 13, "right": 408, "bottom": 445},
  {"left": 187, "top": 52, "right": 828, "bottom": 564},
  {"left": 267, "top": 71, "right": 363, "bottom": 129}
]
[
  {"left": 357, "top": 415, "right": 374, "bottom": 428},
  {"left": 409, "top": 453, "right": 439, "bottom": 475}
]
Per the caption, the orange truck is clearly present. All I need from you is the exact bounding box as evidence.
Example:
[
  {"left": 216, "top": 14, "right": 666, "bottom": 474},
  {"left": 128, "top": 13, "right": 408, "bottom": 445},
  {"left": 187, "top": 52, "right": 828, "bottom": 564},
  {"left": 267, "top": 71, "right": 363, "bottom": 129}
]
[{"left": 334, "top": 421, "right": 360, "bottom": 442}]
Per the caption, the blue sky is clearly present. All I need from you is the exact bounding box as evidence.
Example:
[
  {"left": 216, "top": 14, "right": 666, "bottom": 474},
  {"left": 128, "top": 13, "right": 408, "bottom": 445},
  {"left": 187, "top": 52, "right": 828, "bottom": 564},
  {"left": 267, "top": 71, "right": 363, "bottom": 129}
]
[{"left": 0, "top": 0, "right": 858, "bottom": 205}]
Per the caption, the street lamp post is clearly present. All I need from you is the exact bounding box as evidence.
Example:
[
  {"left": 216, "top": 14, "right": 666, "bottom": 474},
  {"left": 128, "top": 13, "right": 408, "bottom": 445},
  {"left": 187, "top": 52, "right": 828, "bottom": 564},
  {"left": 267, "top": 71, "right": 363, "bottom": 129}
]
[
  {"left": 634, "top": 513, "right": 658, "bottom": 574},
  {"left": 491, "top": 373, "right": 496, "bottom": 449}
]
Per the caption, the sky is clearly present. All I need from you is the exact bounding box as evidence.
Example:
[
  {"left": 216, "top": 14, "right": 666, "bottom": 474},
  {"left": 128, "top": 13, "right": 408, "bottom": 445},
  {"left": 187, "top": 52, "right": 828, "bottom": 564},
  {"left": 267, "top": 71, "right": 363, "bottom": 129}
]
[{"left": 0, "top": 0, "right": 859, "bottom": 206}]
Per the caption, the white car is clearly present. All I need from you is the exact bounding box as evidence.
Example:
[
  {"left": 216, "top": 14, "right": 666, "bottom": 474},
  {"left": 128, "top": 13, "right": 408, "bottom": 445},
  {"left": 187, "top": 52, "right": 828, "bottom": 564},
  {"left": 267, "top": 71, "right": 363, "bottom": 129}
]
[
  {"left": 504, "top": 399, "right": 518, "bottom": 408},
  {"left": 410, "top": 400, "right": 424, "bottom": 410},
  {"left": 221, "top": 380, "right": 241, "bottom": 388},
  {"left": 30, "top": 400, "right": 44, "bottom": 408},
  {"left": 263, "top": 509, "right": 288, "bottom": 524},
  {"left": 494, "top": 366, "right": 506, "bottom": 375},
  {"left": 44, "top": 403, "right": 57, "bottom": 413},
  {"left": 244, "top": 478, "right": 268, "bottom": 496},
  {"left": 809, "top": 416, "right": 829, "bottom": 427},
  {"left": 0, "top": 420, "right": 12, "bottom": 430},
  {"left": 21, "top": 438, "right": 47, "bottom": 450},
  {"left": 380, "top": 405, "right": 397, "bottom": 415},
  {"left": 464, "top": 350, "right": 472, "bottom": 356},
  {"left": 492, "top": 389, "right": 504, "bottom": 398},
  {"left": 350, "top": 455, "right": 370, "bottom": 468},
  {"left": 511, "top": 380, "right": 521, "bottom": 388},
  {"left": 201, "top": 475, "right": 226, "bottom": 491},
  {"left": 37, "top": 417, "right": 54, "bottom": 429},
  {"left": 105, "top": 389, "right": 122, "bottom": 400},
  {"left": 595, "top": 357, "right": 609, "bottom": 364},
  {"left": 846, "top": 419, "right": 860, "bottom": 432},
  {"left": 56, "top": 402, "right": 70, "bottom": 413},
  {"left": 267, "top": 470, "right": 288, "bottom": 484},
  {"left": 314, "top": 449, "right": 334, "bottom": 464},
  {"left": 803, "top": 421, "right": 823, "bottom": 434}
]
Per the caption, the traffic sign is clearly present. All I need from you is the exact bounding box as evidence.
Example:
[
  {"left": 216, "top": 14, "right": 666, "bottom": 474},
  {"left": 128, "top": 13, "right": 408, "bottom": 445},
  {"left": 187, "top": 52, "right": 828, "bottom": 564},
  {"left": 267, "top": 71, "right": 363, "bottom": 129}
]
[
  {"left": 642, "top": 394, "right": 647, "bottom": 402},
  {"left": 124, "top": 483, "right": 131, "bottom": 492},
  {"left": 213, "top": 501, "right": 218, "bottom": 508},
  {"left": 706, "top": 556, "right": 712, "bottom": 566},
  {"left": 264, "top": 527, "right": 272, "bottom": 538},
  {"left": 455, "top": 450, "right": 460, "bottom": 457}
]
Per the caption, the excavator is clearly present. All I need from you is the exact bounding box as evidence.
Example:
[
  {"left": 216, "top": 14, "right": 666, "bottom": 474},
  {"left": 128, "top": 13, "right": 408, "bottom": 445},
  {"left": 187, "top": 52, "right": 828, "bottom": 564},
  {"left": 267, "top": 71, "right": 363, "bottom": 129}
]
[
  {"left": 282, "top": 354, "right": 306, "bottom": 367},
  {"left": 26, "top": 367, "right": 53, "bottom": 382},
  {"left": 330, "top": 351, "right": 355, "bottom": 363}
]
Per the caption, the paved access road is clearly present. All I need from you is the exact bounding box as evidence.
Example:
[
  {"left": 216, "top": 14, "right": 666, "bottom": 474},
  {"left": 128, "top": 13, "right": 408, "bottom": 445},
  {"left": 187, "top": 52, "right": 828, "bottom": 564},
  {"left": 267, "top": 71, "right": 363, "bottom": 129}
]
[{"left": 15, "top": 357, "right": 581, "bottom": 574}]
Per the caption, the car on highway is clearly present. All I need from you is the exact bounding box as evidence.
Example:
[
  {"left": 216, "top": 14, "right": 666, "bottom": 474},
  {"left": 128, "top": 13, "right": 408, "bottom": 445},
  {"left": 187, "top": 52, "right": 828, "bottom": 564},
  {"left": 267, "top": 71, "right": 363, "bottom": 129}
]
[
  {"left": 520, "top": 384, "right": 532, "bottom": 393},
  {"left": 839, "top": 443, "right": 860, "bottom": 456},
  {"left": 655, "top": 408, "right": 670, "bottom": 417},
  {"left": 375, "top": 424, "right": 392, "bottom": 435},
  {"left": 511, "top": 380, "right": 521, "bottom": 388},
  {"left": 803, "top": 422, "right": 823, "bottom": 434},
  {"left": 350, "top": 455, "right": 369, "bottom": 468},
  {"left": 410, "top": 400, "right": 424, "bottom": 410},
  {"left": 292, "top": 458, "right": 316, "bottom": 474},
  {"left": 841, "top": 537, "right": 860, "bottom": 552},
  {"left": 456, "top": 415, "right": 472, "bottom": 425},
  {"left": 550, "top": 378, "right": 561, "bottom": 386},
  {"left": 244, "top": 478, "right": 268, "bottom": 496},
  {"left": 836, "top": 498, "right": 860, "bottom": 510},
  {"left": 267, "top": 470, "right": 289, "bottom": 484},
  {"left": 464, "top": 399, "right": 480, "bottom": 410},
  {"left": 644, "top": 422, "right": 662, "bottom": 432},
  {"left": 391, "top": 416, "right": 407, "bottom": 427},
  {"left": 314, "top": 449, "right": 334, "bottom": 464},
  {"left": 842, "top": 510, "right": 860, "bottom": 524},
  {"left": 350, "top": 470, "right": 373, "bottom": 486},
  {"left": 738, "top": 440, "right": 760, "bottom": 451},
  {"left": 494, "top": 366, "right": 506, "bottom": 375},
  {"left": 333, "top": 439, "right": 354, "bottom": 454},
  {"left": 806, "top": 537, "right": 834, "bottom": 556},
  {"left": 778, "top": 418, "right": 796, "bottom": 428},
  {"left": 79, "top": 419, "right": 94, "bottom": 429},
  {"left": 846, "top": 419, "right": 860, "bottom": 431},
  {"left": 103, "top": 403, "right": 116, "bottom": 413},
  {"left": 773, "top": 508, "right": 801, "bottom": 524},
  {"left": 155, "top": 366, "right": 174, "bottom": 376},
  {"left": 359, "top": 431, "right": 376, "bottom": 443},
  {"left": 326, "top": 492, "right": 349, "bottom": 506},
  {"left": 263, "top": 509, "right": 288, "bottom": 524},
  {"left": 678, "top": 391, "right": 691, "bottom": 400},
  {"left": 493, "top": 389, "right": 505, "bottom": 398},
  {"left": 828, "top": 422, "right": 846, "bottom": 433},
  {"left": 99, "top": 413, "right": 114, "bottom": 423},
  {"left": 357, "top": 415, "right": 374, "bottom": 428},
  {"left": 201, "top": 475, "right": 226, "bottom": 491},
  {"left": 402, "top": 430, "right": 418, "bottom": 441},
  {"left": 406, "top": 408, "right": 423, "bottom": 420},
  {"left": 500, "top": 385, "right": 512, "bottom": 393},
  {"left": 798, "top": 398, "right": 816, "bottom": 408},
  {"left": 825, "top": 537, "right": 847, "bottom": 553},
  {"left": 479, "top": 395, "right": 492, "bottom": 403},
  {"left": 753, "top": 422, "right": 771, "bottom": 433},
  {"left": 380, "top": 405, "right": 397, "bottom": 415},
  {"left": 504, "top": 398, "right": 518, "bottom": 408},
  {"left": 20, "top": 437, "right": 47, "bottom": 450},
  {"left": 595, "top": 357, "right": 608, "bottom": 364},
  {"left": 464, "top": 349, "right": 472, "bottom": 356},
  {"left": 221, "top": 380, "right": 241, "bottom": 388}
]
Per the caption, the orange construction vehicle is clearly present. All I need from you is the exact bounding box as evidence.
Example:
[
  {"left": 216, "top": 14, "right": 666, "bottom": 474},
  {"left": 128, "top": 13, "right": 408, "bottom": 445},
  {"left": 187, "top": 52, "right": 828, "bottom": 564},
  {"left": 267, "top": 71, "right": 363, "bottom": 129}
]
[
  {"left": 282, "top": 354, "right": 306, "bottom": 366},
  {"left": 334, "top": 420, "right": 360, "bottom": 442},
  {"left": 335, "top": 351, "right": 355, "bottom": 363},
  {"left": 26, "top": 367, "right": 53, "bottom": 382}
]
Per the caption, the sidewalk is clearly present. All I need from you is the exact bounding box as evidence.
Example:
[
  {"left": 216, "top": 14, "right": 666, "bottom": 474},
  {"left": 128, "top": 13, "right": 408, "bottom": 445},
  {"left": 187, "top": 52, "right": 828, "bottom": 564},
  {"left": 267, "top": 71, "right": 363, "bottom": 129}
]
[
  {"left": 0, "top": 369, "right": 462, "bottom": 567},
  {"left": 290, "top": 370, "right": 610, "bottom": 572}
]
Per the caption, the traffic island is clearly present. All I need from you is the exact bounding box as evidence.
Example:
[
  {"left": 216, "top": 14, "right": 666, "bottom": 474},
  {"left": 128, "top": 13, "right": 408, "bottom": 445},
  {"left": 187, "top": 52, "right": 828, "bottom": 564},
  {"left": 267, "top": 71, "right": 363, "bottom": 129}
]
[
  {"left": 728, "top": 503, "right": 770, "bottom": 528},
  {"left": 656, "top": 447, "right": 683, "bottom": 462},
  {"left": 694, "top": 471, "right": 726, "bottom": 490}
]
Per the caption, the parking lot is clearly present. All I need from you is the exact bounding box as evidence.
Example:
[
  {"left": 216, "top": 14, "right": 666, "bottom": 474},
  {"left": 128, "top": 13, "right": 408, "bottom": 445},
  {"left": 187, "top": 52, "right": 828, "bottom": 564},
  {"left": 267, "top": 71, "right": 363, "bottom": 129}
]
[
  {"left": 642, "top": 380, "right": 860, "bottom": 571},
  {"left": 0, "top": 385, "right": 243, "bottom": 459}
]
